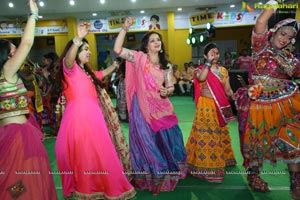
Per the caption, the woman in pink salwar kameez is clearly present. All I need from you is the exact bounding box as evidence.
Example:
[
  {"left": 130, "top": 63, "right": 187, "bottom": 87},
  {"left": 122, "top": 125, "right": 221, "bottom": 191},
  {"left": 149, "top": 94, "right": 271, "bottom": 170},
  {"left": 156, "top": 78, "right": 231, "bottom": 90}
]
[
  {"left": 114, "top": 17, "right": 187, "bottom": 195},
  {"left": 54, "top": 22, "right": 136, "bottom": 199}
]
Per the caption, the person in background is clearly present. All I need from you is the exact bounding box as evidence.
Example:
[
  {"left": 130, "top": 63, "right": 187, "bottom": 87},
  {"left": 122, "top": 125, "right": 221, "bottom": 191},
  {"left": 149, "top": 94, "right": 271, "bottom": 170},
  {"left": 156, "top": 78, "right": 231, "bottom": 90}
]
[
  {"left": 178, "top": 62, "right": 193, "bottom": 95},
  {"left": 172, "top": 64, "right": 181, "bottom": 95},
  {"left": 234, "top": 1, "right": 300, "bottom": 198},
  {"left": 18, "top": 57, "right": 44, "bottom": 130},
  {"left": 54, "top": 21, "right": 136, "bottom": 199},
  {"left": 114, "top": 57, "right": 128, "bottom": 122},
  {"left": 103, "top": 50, "right": 113, "bottom": 69},
  {"left": 0, "top": 0, "right": 57, "bottom": 199},
  {"left": 39, "top": 52, "right": 60, "bottom": 134},
  {"left": 114, "top": 17, "right": 187, "bottom": 195},
  {"left": 188, "top": 61, "right": 195, "bottom": 69},
  {"left": 223, "top": 51, "right": 234, "bottom": 69},
  {"left": 236, "top": 48, "right": 253, "bottom": 70},
  {"left": 102, "top": 50, "right": 113, "bottom": 91},
  {"left": 186, "top": 42, "right": 236, "bottom": 183}
]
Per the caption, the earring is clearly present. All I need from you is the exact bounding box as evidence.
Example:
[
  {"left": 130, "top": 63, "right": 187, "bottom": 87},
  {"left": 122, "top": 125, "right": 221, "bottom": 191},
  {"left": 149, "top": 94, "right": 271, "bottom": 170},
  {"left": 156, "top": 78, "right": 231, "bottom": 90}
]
[
  {"left": 160, "top": 49, "right": 163, "bottom": 53},
  {"left": 270, "top": 36, "right": 274, "bottom": 44},
  {"left": 291, "top": 38, "right": 296, "bottom": 44}
]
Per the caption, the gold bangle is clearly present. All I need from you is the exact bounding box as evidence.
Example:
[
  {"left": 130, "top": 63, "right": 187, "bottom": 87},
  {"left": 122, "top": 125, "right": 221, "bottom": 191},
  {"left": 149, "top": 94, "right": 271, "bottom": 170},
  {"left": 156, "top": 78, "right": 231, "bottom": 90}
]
[{"left": 73, "top": 38, "right": 83, "bottom": 47}]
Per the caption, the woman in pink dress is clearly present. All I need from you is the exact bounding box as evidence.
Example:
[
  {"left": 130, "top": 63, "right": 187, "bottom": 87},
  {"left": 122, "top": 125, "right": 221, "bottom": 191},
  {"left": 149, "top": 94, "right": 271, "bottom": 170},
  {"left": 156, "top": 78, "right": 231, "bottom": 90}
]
[
  {"left": 54, "top": 22, "right": 136, "bottom": 199},
  {"left": 114, "top": 17, "right": 187, "bottom": 195}
]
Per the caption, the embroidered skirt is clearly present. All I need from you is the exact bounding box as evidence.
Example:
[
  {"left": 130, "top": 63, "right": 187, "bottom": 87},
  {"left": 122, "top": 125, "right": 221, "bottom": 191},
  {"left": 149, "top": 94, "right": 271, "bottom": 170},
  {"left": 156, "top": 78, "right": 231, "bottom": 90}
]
[
  {"left": 236, "top": 81, "right": 300, "bottom": 169},
  {"left": 185, "top": 96, "right": 236, "bottom": 183},
  {"left": 129, "top": 95, "right": 187, "bottom": 194}
]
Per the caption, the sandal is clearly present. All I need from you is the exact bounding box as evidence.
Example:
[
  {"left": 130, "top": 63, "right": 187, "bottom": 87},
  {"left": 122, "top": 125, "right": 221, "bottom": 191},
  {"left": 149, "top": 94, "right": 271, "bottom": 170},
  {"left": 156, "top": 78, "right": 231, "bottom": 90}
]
[{"left": 247, "top": 173, "right": 270, "bottom": 192}]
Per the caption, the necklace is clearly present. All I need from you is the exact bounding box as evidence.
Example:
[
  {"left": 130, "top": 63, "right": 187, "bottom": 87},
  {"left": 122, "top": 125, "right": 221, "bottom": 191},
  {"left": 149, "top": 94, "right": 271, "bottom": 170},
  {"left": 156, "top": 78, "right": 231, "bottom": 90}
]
[
  {"left": 253, "top": 46, "right": 295, "bottom": 85},
  {"left": 150, "top": 60, "right": 159, "bottom": 65},
  {"left": 147, "top": 54, "right": 159, "bottom": 66},
  {"left": 80, "top": 65, "right": 94, "bottom": 83},
  {"left": 211, "top": 65, "right": 223, "bottom": 79}
]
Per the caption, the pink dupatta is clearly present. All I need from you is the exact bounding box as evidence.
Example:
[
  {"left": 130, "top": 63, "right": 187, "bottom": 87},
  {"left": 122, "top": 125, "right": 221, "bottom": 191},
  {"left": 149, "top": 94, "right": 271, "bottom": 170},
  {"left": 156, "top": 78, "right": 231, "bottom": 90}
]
[
  {"left": 125, "top": 51, "right": 178, "bottom": 133},
  {"left": 194, "top": 65, "right": 234, "bottom": 127}
]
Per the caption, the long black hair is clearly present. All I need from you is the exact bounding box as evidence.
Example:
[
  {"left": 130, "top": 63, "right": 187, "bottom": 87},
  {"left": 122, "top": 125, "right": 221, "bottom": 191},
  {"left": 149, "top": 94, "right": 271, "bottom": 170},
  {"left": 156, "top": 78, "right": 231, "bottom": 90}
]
[
  {"left": 140, "top": 31, "right": 170, "bottom": 70},
  {"left": 0, "top": 39, "right": 38, "bottom": 93},
  {"left": 0, "top": 39, "right": 11, "bottom": 72},
  {"left": 53, "top": 38, "right": 104, "bottom": 100}
]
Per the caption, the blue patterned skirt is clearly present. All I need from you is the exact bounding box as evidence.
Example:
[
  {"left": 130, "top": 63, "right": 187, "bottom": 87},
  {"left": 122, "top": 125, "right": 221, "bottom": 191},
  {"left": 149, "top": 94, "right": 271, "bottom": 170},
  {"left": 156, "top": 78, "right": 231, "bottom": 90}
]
[{"left": 129, "top": 94, "right": 187, "bottom": 194}]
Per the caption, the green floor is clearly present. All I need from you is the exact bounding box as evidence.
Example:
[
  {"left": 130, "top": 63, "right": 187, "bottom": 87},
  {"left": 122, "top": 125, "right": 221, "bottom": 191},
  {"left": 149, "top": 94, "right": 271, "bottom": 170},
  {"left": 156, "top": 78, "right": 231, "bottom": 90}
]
[{"left": 44, "top": 96, "right": 292, "bottom": 200}]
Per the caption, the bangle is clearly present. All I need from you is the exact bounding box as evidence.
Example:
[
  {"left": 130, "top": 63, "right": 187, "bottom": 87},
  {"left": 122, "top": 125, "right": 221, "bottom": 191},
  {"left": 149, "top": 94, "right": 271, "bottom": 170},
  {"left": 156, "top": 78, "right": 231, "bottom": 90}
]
[
  {"left": 29, "top": 11, "right": 38, "bottom": 20},
  {"left": 204, "top": 62, "right": 211, "bottom": 67},
  {"left": 121, "top": 26, "right": 129, "bottom": 32},
  {"left": 73, "top": 38, "right": 83, "bottom": 47},
  {"left": 204, "top": 63, "right": 211, "bottom": 69}
]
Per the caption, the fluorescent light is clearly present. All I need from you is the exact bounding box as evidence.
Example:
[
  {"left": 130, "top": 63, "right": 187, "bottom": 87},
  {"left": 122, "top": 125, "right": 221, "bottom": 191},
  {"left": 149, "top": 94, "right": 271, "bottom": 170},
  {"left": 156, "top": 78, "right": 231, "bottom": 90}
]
[
  {"left": 100, "top": 0, "right": 105, "bottom": 4},
  {"left": 191, "top": 37, "right": 196, "bottom": 44},
  {"left": 92, "top": 13, "right": 97, "bottom": 16},
  {"left": 39, "top": 1, "right": 45, "bottom": 7},
  {"left": 8, "top": 2, "right": 14, "bottom": 8},
  {"left": 177, "top": 8, "right": 182, "bottom": 11},
  {"left": 140, "top": 10, "right": 145, "bottom": 14},
  {"left": 187, "top": 38, "right": 191, "bottom": 45},
  {"left": 69, "top": 0, "right": 75, "bottom": 6}
]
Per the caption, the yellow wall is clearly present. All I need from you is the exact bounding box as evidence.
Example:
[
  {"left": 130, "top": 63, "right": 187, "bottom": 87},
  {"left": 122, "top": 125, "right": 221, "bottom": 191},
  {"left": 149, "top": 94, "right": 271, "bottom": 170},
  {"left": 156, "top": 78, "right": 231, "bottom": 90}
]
[
  {"left": 173, "top": 29, "right": 192, "bottom": 68},
  {"left": 296, "top": 6, "right": 300, "bottom": 20},
  {"left": 54, "top": 35, "right": 69, "bottom": 57},
  {"left": 167, "top": 12, "right": 175, "bottom": 63},
  {"left": 215, "top": 26, "right": 253, "bottom": 53},
  {"left": 85, "top": 33, "right": 98, "bottom": 69}
]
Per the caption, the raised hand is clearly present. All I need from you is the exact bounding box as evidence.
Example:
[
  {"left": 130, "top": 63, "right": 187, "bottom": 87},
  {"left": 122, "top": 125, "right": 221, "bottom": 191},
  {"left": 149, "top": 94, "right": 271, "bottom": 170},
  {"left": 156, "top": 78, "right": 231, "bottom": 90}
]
[
  {"left": 77, "top": 22, "right": 90, "bottom": 39},
  {"left": 265, "top": 0, "right": 278, "bottom": 12},
  {"left": 29, "top": 0, "right": 38, "bottom": 13},
  {"left": 266, "top": 0, "right": 278, "bottom": 5},
  {"left": 206, "top": 48, "right": 217, "bottom": 64},
  {"left": 123, "top": 17, "right": 135, "bottom": 31},
  {"left": 112, "top": 61, "right": 120, "bottom": 70}
]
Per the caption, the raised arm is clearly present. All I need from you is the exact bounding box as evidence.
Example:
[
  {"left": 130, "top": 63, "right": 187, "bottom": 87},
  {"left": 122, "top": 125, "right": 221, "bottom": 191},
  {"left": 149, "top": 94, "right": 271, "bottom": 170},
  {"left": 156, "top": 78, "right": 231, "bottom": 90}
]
[
  {"left": 113, "top": 17, "right": 135, "bottom": 60},
  {"left": 102, "top": 61, "right": 119, "bottom": 78},
  {"left": 4, "top": 0, "right": 38, "bottom": 80},
  {"left": 64, "top": 22, "right": 89, "bottom": 69},
  {"left": 196, "top": 53, "right": 214, "bottom": 82},
  {"left": 254, "top": 0, "right": 277, "bottom": 34}
]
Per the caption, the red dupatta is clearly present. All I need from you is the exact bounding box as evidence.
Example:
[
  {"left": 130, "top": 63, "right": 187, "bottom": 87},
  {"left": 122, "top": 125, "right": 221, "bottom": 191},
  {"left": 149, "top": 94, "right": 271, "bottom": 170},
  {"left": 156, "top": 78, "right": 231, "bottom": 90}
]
[{"left": 194, "top": 65, "right": 234, "bottom": 127}]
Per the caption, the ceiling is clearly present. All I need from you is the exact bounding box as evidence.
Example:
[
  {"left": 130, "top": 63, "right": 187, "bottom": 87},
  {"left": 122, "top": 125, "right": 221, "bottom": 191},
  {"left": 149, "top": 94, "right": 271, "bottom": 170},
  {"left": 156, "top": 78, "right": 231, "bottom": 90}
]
[{"left": 0, "top": 0, "right": 261, "bottom": 21}]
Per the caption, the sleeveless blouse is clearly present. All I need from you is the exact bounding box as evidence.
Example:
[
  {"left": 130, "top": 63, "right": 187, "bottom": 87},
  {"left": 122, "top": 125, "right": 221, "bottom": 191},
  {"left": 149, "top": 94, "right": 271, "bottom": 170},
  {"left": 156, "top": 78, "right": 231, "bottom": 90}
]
[{"left": 0, "top": 73, "right": 29, "bottom": 120}]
